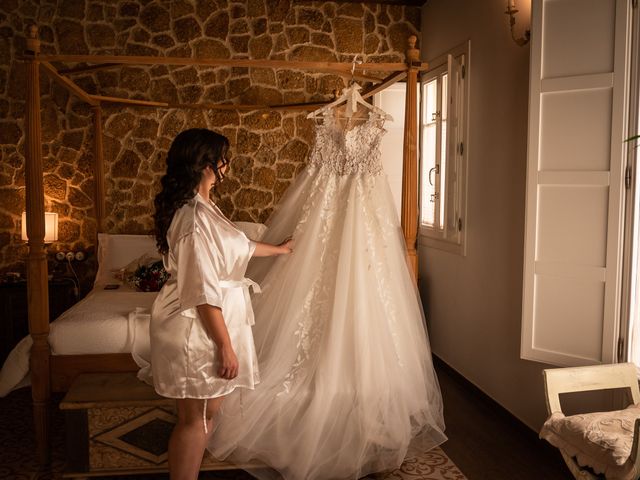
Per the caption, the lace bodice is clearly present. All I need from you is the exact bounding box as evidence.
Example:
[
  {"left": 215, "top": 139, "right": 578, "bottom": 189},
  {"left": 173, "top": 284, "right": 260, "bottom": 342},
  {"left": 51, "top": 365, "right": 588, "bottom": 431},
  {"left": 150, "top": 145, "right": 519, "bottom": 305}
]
[{"left": 308, "top": 111, "right": 387, "bottom": 176}]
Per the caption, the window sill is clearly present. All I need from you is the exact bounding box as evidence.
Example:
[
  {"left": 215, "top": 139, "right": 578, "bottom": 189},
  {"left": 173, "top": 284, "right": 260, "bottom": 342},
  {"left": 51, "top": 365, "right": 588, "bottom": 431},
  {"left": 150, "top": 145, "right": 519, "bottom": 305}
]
[{"left": 418, "top": 233, "right": 466, "bottom": 256}]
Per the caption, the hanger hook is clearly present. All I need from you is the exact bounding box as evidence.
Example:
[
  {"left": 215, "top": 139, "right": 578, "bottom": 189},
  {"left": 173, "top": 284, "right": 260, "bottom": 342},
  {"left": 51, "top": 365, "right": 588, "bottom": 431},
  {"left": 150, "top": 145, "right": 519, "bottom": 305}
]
[{"left": 350, "top": 54, "right": 362, "bottom": 86}]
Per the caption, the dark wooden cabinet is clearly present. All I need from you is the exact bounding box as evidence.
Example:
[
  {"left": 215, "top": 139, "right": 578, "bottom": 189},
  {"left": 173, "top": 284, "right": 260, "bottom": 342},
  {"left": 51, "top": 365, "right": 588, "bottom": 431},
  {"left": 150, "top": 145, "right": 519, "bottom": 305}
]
[{"left": 0, "top": 278, "right": 78, "bottom": 364}]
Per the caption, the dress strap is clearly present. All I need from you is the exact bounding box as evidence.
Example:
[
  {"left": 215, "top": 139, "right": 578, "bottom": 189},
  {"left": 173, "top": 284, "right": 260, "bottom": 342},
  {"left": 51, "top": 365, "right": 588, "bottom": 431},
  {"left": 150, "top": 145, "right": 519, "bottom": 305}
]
[{"left": 203, "top": 398, "right": 208, "bottom": 434}]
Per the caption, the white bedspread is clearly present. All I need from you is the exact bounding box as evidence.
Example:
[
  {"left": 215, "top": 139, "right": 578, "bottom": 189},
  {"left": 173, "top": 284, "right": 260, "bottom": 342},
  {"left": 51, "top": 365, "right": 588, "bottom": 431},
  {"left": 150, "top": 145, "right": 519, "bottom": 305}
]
[{"left": 0, "top": 287, "right": 156, "bottom": 397}]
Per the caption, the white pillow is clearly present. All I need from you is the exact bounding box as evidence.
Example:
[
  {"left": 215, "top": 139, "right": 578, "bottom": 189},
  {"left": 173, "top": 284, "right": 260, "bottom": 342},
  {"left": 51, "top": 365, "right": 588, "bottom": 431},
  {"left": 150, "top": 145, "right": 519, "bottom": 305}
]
[
  {"left": 540, "top": 405, "right": 640, "bottom": 478},
  {"left": 94, "top": 224, "right": 265, "bottom": 286},
  {"left": 94, "top": 233, "right": 159, "bottom": 286},
  {"left": 234, "top": 221, "right": 267, "bottom": 241}
]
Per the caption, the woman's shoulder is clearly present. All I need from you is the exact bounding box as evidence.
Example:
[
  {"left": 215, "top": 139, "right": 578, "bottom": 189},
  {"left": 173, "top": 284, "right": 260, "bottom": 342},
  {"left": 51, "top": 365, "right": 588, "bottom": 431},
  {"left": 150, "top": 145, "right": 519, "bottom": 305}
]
[
  {"left": 171, "top": 193, "right": 242, "bottom": 240},
  {"left": 192, "top": 195, "right": 239, "bottom": 232},
  {"left": 192, "top": 195, "right": 228, "bottom": 227},
  {"left": 167, "top": 197, "right": 199, "bottom": 242}
]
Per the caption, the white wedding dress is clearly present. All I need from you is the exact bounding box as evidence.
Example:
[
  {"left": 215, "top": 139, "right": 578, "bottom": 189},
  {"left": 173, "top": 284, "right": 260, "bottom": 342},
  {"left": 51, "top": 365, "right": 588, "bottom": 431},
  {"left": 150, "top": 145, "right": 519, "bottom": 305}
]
[{"left": 208, "top": 108, "right": 447, "bottom": 479}]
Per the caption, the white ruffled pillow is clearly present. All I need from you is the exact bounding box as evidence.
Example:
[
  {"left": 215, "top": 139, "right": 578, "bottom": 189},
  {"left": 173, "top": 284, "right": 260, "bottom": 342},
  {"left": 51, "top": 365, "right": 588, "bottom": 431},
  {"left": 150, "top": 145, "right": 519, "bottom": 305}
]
[
  {"left": 540, "top": 404, "right": 640, "bottom": 479},
  {"left": 95, "top": 234, "right": 157, "bottom": 287},
  {"left": 94, "top": 223, "right": 266, "bottom": 287}
]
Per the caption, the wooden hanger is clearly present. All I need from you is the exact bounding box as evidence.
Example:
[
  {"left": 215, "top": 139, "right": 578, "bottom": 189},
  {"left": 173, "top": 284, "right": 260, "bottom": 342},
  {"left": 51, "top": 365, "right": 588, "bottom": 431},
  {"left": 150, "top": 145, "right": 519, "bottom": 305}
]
[{"left": 306, "top": 83, "right": 393, "bottom": 122}]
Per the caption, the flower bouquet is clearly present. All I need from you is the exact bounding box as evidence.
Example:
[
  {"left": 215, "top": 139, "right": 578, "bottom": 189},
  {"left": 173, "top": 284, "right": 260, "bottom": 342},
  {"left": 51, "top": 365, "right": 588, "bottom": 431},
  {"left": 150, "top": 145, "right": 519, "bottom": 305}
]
[
  {"left": 128, "top": 259, "right": 170, "bottom": 292},
  {"left": 113, "top": 253, "right": 170, "bottom": 292}
]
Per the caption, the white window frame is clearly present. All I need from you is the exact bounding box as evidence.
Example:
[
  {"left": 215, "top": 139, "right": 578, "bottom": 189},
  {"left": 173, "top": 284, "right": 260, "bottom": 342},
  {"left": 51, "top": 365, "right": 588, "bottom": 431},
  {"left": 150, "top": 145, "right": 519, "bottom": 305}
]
[
  {"left": 621, "top": 0, "right": 640, "bottom": 368},
  {"left": 418, "top": 41, "right": 470, "bottom": 256}
]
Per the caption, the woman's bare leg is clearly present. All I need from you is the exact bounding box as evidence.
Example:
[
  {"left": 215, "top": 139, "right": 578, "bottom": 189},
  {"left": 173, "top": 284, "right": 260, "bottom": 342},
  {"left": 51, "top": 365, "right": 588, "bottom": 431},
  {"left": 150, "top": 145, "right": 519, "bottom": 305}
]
[
  {"left": 205, "top": 396, "right": 224, "bottom": 437},
  {"left": 169, "top": 397, "right": 224, "bottom": 480}
]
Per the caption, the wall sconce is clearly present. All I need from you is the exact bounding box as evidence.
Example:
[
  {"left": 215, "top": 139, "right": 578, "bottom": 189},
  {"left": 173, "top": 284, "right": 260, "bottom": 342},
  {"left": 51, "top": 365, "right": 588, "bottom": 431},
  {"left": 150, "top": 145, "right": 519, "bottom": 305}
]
[
  {"left": 505, "top": 0, "right": 531, "bottom": 47},
  {"left": 21, "top": 211, "right": 59, "bottom": 243}
]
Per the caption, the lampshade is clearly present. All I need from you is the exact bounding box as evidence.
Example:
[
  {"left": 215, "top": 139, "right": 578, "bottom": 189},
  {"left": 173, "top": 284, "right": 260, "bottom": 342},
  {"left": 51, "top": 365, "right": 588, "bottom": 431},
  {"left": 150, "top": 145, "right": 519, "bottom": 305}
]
[{"left": 21, "top": 212, "right": 59, "bottom": 243}]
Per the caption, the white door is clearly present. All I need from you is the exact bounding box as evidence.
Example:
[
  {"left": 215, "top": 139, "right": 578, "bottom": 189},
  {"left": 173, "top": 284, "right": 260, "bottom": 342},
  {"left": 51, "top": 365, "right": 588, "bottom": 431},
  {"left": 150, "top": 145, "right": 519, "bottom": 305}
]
[{"left": 521, "top": 0, "right": 633, "bottom": 366}]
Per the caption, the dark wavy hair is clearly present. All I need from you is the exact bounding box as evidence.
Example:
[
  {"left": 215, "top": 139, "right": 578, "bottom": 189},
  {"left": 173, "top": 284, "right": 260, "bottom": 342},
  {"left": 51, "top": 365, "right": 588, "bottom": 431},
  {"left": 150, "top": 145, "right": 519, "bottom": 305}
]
[{"left": 154, "top": 128, "right": 230, "bottom": 255}]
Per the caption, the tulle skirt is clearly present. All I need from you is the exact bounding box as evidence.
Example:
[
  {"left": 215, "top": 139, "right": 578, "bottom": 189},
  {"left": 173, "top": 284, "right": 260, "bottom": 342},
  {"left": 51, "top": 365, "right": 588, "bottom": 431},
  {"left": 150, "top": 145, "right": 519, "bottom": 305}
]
[{"left": 208, "top": 166, "right": 446, "bottom": 479}]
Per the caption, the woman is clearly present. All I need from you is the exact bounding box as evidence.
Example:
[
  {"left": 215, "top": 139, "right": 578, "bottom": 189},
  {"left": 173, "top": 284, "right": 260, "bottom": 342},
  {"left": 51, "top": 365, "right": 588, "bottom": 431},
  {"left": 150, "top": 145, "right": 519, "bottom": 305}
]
[{"left": 150, "top": 128, "right": 292, "bottom": 480}]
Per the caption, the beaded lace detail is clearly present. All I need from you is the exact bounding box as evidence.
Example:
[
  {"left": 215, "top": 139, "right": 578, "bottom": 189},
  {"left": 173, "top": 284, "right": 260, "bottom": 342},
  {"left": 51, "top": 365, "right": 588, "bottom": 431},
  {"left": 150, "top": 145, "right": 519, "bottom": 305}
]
[{"left": 308, "top": 111, "right": 387, "bottom": 176}]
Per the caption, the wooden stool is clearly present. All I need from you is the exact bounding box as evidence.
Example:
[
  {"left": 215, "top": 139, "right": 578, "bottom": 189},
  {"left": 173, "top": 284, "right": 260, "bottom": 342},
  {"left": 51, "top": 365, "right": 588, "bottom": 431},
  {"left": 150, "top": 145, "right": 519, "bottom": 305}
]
[{"left": 60, "top": 372, "right": 237, "bottom": 478}]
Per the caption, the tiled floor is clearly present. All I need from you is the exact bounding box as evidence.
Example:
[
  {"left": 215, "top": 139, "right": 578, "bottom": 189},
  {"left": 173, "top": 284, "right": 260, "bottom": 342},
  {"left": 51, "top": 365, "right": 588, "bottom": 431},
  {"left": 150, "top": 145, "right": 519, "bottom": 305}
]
[{"left": 0, "top": 387, "right": 466, "bottom": 480}]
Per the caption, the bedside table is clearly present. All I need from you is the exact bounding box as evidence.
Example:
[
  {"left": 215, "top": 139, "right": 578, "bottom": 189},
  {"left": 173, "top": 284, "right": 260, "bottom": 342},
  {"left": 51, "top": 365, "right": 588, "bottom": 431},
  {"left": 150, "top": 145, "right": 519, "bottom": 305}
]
[{"left": 0, "top": 278, "right": 78, "bottom": 363}]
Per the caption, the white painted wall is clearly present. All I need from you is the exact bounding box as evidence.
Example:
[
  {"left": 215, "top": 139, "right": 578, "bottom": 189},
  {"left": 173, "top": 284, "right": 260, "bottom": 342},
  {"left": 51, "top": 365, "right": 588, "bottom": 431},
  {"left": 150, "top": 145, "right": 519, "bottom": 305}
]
[{"left": 419, "top": 0, "right": 552, "bottom": 430}]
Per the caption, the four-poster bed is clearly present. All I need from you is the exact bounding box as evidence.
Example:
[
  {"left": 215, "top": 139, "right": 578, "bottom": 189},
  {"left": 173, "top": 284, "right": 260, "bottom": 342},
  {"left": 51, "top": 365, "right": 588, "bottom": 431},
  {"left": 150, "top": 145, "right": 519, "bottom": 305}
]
[{"left": 21, "top": 25, "right": 427, "bottom": 465}]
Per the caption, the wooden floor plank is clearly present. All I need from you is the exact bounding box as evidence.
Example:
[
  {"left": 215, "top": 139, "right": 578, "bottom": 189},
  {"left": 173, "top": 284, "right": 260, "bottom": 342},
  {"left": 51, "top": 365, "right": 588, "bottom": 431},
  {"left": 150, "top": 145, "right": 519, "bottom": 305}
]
[{"left": 434, "top": 357, "right": 570, "bottom": 480}]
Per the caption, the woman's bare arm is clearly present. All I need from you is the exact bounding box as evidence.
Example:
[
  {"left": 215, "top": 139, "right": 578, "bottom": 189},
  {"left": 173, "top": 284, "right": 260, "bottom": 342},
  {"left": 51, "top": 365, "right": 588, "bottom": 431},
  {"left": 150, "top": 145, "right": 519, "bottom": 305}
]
[{"left": 252, "top": 238, "right": 293, "bottom": 257}]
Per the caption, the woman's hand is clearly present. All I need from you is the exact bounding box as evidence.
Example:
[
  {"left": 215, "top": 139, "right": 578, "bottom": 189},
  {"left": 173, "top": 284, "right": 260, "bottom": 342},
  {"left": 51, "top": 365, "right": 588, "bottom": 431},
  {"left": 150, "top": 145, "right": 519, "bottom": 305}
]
[
  {"left": 218, "top": 344, "right": 239, "bottom": 379},
  {"left": 196, "top": 304, "right": 238, "bottom": 379},
  {"left": 278, "top": 237, "right": 294, "bottom": 254}
]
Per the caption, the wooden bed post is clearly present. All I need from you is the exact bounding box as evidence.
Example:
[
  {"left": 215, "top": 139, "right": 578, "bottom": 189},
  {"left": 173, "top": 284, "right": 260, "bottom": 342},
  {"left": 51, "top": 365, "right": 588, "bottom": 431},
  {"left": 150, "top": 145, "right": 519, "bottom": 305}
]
[
  {"left": 24, "top": 25, "right": 52, "bottom": 465},
  {"left": 401, "top": 35, "right": 420, "bottom": 281},
  {"left": 92, "top": 105, "right": 106, "bottom": 234}
]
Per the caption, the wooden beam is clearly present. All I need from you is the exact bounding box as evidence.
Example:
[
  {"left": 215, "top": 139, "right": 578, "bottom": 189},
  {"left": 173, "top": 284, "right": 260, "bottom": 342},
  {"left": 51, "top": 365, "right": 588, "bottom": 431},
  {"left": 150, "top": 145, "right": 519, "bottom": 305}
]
[
  {"left": 95, "top": 95, "right": 331, "bottom": 111},
  {"left": 38, "top": 54, "right": 412, "bottom": 72},
  {"left": 40, "top": 61, "right": 98, "bottom": 106},
  {"left": 168, "top": 101, "right": 329, "bottom": 111},
  {"left": 60, "top": 65, "right": 383, "bottom": 83},
  {"left": 362, "top": 71, "right": 407, "bottom": 99},
  {"left": 334, "top": 0, "right": 424, "bottom": 6},
  {"left": 58, "top": 62, "right": 122, "bottom": 75},
  {"left": 91, "top": 94, "right": 169, "bottom": 107},
  {"left": 313, "top": 67, "right": 383, "bottom": 84}
]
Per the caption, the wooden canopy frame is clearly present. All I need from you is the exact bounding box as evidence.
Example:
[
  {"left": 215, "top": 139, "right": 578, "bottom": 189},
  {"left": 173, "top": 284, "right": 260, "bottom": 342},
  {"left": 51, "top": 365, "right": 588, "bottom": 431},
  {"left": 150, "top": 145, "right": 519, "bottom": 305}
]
[{"left": 21, "top": 24, "right": 426, "bottom": 465}]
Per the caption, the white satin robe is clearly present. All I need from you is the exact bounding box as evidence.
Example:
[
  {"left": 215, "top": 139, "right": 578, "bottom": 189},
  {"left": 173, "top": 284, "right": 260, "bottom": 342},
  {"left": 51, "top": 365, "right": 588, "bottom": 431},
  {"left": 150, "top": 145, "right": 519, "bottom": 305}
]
[{"left": 149, "top": 193, "right": 260, "bottom": 399}]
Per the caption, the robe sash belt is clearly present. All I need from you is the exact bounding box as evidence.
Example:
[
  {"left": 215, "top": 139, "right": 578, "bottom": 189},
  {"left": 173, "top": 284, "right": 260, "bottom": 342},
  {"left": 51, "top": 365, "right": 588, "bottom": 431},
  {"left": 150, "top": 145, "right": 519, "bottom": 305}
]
[
  {"left": 180, "top": 278, "right": 260, "bottom": 327},
  {"left": 219, "top": 277, "right": 261, "bottom": 326},
  {"left": 219, "top": 277, "right": 262, "bottom": 294}
]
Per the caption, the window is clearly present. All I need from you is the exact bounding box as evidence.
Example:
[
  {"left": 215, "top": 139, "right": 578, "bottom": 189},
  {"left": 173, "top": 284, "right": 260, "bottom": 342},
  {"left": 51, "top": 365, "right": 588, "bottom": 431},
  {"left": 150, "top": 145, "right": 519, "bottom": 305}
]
[
  {"left": 419, "top": 42, "right": 469, "bottom": 255},
  {"left": 373, "top": 83, "right": 412, "bottom": 221}
]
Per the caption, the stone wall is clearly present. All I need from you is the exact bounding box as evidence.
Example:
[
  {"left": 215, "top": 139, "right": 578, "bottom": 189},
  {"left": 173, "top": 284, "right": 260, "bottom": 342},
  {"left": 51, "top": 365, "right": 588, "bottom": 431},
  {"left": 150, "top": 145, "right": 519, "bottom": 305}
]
[{"left": 0, "top": 0, "right": 419, "bottom": 288}]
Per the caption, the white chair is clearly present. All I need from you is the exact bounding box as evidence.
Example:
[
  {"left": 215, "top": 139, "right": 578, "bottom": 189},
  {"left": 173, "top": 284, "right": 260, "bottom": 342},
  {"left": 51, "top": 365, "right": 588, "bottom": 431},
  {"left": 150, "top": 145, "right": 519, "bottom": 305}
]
[{"left": 541, "top": 363, "right": 640, "bottom": 480}]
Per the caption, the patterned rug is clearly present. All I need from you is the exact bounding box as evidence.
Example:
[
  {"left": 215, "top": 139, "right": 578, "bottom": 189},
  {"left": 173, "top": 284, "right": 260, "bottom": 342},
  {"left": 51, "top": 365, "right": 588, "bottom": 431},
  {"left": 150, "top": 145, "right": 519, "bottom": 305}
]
[{"left": 0, "top": 387, "right": 466, "bottom": 480}]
